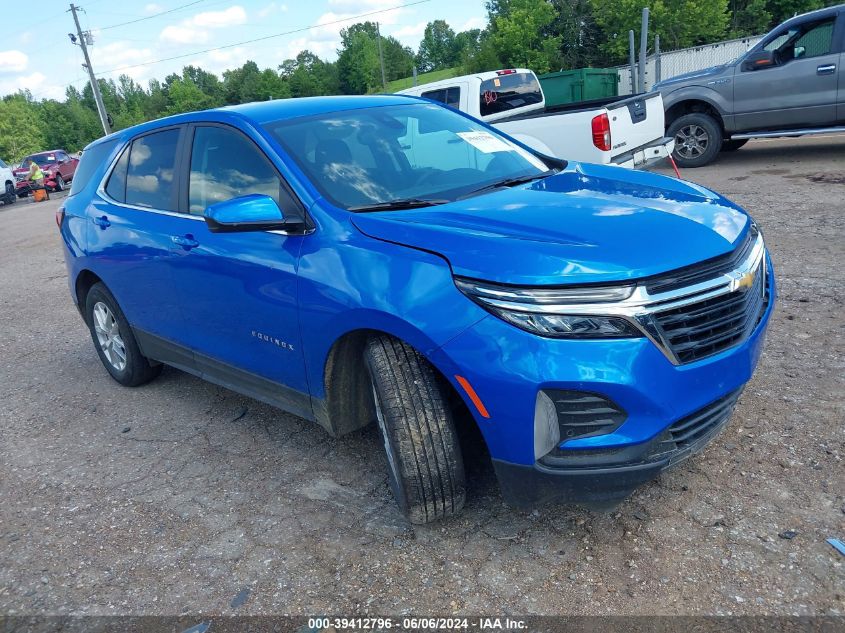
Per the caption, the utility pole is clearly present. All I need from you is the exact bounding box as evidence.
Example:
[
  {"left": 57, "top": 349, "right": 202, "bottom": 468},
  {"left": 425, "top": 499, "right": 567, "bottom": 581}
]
[
  {"left": 376, "top": 21, "right": 386, "bottom": 90},
  {"left": 69, "top": 3, "right": 111, "bottom": 135}
]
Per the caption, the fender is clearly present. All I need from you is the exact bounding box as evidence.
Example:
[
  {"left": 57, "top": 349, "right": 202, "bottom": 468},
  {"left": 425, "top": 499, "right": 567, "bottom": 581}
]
[{"left": 661, "top": 85, "right": 735, "bottom": 131}]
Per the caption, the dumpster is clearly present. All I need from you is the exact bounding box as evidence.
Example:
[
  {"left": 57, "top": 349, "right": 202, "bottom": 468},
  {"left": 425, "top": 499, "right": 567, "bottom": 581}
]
[{"left": 538, "top": 68, "right": 618, "bottom": 107}]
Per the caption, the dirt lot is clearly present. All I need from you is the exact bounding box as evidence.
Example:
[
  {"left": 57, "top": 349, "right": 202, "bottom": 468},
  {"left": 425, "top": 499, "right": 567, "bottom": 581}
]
[{"left": 0, "top": 136, "right": 843, "bottom": 617}]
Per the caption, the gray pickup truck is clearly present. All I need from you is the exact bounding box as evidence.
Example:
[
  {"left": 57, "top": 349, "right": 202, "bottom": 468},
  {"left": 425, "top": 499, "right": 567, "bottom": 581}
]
[{"left": 655, "top": 3, "right": 844, "bottom": 167}]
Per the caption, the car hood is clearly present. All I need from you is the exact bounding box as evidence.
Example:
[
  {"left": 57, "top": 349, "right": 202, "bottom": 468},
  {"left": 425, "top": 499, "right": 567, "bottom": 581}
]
[
  {"left": 653, "top": 63, "right": 731, "bottom": 90},
  {"left": 13, "top": 164, "right": 56, "bottom": 175},
  {"left": 350, "top": 162, "right": 750, "bottom": 286}
]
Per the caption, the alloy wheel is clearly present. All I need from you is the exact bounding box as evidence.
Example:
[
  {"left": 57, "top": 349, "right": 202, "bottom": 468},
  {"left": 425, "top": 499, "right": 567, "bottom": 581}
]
[
  {"left": 675, "top": 124, "right": 710, "bottom": 160},
  {"left": 92, "top": 302, "right": 127, "bottom": 372}
]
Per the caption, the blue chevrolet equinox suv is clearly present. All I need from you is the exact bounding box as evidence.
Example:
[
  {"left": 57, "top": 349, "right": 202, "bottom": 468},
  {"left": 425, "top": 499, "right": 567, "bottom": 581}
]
[{"left": 59, "top": 95, "right": 775, "bottom": 523}]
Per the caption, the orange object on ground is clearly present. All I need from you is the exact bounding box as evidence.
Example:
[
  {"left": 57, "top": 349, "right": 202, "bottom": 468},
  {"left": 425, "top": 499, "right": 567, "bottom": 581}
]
[{"left": 33, "top": 188, "right": 48, "bottom": 202}]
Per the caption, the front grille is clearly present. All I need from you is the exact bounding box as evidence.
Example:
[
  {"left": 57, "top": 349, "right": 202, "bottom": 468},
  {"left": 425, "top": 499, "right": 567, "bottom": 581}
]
[
  {"left": 663, "top": 388, "right": 743, "bottom": 450},
  {"left": 653, "top": 258, "right": 767, "bottom": 364}
]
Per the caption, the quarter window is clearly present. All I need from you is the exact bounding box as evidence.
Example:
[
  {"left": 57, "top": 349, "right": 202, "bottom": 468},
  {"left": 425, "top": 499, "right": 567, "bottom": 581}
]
[
  {"left": 421, "top": 87, "right": 461, "bottom": 108},
  {"left": 124, "top": 129, "right": 180, "bottom": 210},
  {"left": 189, "top": 126, "right": 280, "bottom": 215},
  {"left": 105, "top": 145, "right": 129, "bottom": 202}
]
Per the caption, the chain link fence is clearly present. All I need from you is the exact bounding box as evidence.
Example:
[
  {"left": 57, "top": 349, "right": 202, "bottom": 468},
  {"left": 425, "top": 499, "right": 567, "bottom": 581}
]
[{"left": 617, "top": 35, "right": 764, "bottom": 94}]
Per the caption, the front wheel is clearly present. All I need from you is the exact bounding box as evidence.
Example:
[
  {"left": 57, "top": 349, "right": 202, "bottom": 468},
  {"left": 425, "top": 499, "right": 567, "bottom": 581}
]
[
  {"left": 53, "top": 175, "right": 65, "bottom": 191},
  {"left": 3, "top": 183, "right": 15, "bottom": 205},
  {"left": 668, "top": 112, "right": 723, "bottom": 167},
  {"left": 365, "top": 335, "right": 466, "bottom": 524},
  {"left": 85, "top": 283, "right": 162, "bottom": 387}
]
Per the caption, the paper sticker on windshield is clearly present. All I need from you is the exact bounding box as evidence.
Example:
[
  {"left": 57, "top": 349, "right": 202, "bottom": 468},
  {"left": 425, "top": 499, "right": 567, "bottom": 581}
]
[{"left": 457, "top": 131, "right": 513, "bottom": 153}]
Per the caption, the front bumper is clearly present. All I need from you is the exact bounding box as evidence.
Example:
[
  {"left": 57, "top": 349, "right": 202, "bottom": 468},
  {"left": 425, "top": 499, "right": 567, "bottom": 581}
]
[
  {"left": 612, "top": 136, "right": 675, "bottom": 169},
  {"left": 494, "top": 388, "right": 742, "bottom": 508},
  {"left": 432, "top": 256, "right": 775, "bottom": 508}
]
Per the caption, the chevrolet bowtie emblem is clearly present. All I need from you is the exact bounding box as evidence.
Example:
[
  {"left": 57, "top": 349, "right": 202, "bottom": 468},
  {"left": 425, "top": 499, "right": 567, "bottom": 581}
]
[{"left": 735, "top": 269, "right": 756, "bottom": 291}]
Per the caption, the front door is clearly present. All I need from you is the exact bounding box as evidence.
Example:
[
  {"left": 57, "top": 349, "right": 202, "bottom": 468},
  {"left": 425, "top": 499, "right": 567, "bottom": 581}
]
[
  {"left": 733, "top": 15, "right": 840, "bottom": 131},
  {"left": 167, "top": 123, "right": 311, "bottom": 417}
]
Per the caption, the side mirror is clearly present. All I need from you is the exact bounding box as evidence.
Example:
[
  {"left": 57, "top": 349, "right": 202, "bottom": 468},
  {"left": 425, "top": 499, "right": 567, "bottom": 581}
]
[
  {"left": 204, "top": 194, "right": 303, "bottom": 233},
  {"left": 742, "top": 50, "right": 776, "bottom": 71}
]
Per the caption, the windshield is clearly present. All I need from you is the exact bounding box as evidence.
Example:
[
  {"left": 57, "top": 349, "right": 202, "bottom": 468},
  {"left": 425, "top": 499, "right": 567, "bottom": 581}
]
[
  {"left": 264, "top": 103, "right": 550, "bottom": 211},
  {"left": 23, "top": 154, "right": 55, "bottom": 166}
]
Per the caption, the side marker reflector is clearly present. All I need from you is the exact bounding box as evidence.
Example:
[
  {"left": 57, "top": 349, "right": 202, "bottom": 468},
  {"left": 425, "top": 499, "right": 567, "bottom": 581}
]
[{"left": 455, "top": 375, "right": 490, "bottom": 419}]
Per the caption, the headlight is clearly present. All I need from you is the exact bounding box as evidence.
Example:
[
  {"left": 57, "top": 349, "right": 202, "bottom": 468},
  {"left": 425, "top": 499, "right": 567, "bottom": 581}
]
[{"left": 454, "top": 277, "right": 643, "bottom": 339}]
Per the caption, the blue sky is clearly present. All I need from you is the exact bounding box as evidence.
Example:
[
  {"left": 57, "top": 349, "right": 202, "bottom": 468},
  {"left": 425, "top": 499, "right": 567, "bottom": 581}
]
[{"left": 1, "top": 0, "right": 487, "bottom": 100}]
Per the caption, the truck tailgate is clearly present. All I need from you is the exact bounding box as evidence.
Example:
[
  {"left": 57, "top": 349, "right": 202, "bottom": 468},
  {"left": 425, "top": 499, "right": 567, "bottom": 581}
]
[{"left": 607, "top": 93, "right": 666, "bottom": 158}]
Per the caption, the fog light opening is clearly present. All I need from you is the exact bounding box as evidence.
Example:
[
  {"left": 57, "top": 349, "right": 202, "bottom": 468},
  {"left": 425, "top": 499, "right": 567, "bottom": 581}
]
[{"left": 534, "top": 391, "right": 560, "bottom": 460}]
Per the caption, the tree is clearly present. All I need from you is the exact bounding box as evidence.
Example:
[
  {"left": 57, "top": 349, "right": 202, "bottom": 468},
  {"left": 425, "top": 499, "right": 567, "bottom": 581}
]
[
  {"left": 381, "top": 36, "right": 415, "bottom": 82},
  {"left": 417, "top": 20, "right": 458, "bottom": 72},
  {"left": 590, "top": 0, "right": 730, "bottom": 62},
  {"left": 166, "top": 77, "right": 216, "bottom": 115},
  {"left": 489, "top": 0, "right": 562, "bottom": 74},
  {"left": 0, "top": 95, "right": 46, "bottom": 162},
  {"left": 551, "top": 0, "right": 604, "bottom": 68},
  {"left": 337, "top": 23, "right": 382, "bottom": 94},
  {"left": 729, "top": 0, "right": 772, "bottom": 36},
  {"left": 280, "top": 51, "right": 340, "bottom": 97}
]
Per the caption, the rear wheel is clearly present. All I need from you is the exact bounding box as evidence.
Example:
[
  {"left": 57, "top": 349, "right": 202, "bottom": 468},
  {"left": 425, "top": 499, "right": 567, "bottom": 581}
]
[
  {"left": 85, "top": 283, "right": 162, "bottom": 387},
  {"left": 668, "top": 112, "right": 723, "bottom": 167},
  {"left": 721, "top": 139, "right": 749, "bottom": 152},
  {"left": 365, "top": 335, "right": 466, "bottom": 524}
]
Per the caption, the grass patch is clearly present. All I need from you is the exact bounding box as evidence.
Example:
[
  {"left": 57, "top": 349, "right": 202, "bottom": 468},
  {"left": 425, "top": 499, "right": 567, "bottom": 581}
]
[{"left": 383, "top": 67, "right": 462, "bottom": 93}]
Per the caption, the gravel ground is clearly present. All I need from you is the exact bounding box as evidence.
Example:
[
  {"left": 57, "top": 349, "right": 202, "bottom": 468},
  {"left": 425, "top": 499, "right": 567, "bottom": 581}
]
[{"left": 0, "top": 136, "right": 843, "bottom": 617}]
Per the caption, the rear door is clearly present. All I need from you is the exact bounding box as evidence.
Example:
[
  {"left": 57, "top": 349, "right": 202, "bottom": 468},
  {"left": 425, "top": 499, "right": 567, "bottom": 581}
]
[
  {"left": 90, "top": 127, "right": 189, "bottom": 357},
  {"left": 732, "top": 14, "right": 840, "bottom": 131}
]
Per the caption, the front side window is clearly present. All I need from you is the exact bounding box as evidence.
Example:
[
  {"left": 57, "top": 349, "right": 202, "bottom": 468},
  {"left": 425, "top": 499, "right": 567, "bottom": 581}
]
[
  {"left": 763, "top": 17, "right": 835, "bottom": 61},
  {"left": 189, "top": 126, "right": 280, "bottom": 215},
  {"left": 264, "top": 103, "right": 549, "bottom": 210},
  {"left": 124, "top": 129, "right": 180, "bottom": 210},
  {"left": 479, "top": 72, "right": 543, "bottom": 117}
]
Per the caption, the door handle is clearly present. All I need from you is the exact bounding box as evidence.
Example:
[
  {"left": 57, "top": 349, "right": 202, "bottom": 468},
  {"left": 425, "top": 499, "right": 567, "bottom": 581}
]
[
  {"left": 92, "top": 215, "right": 110, "bottom": 229},
  {"left": 817, "top": 64, "right": 836, "bottom": 75},
  {"left": 171, "top": 234, "right": 199, "bottom": 249}
]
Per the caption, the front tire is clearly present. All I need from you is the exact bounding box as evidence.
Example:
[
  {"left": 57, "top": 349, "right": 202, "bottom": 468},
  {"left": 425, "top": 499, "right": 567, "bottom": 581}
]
[
  {"left": 53, "top": 175, "right": 65, "bottom": 192},
  {"left": 3, "top": 183, "right": 14, "bottom": 205},
  {"left": 84, "top": 283, "right": 162, "bottom": 387},
  {"left": 365, "top": 335, "right": 466, "bottom": 524},
  {"left": 668, "top": 112, "right": 723, "bottom": 167}
]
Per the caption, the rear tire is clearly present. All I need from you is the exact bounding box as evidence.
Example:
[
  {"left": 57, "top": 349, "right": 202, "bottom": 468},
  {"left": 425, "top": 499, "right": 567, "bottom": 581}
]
[
  {"left": 721, "top": 139, "right": 749, "bottom": 152},
  {"left": 365, "top": 335, "right": 466, "bottom": 524},
  {"left": 84, "top": 283, "right": 162, "bottom": 387},
  {"left": 668, "top": 112, "right": 723, "bottom": 168}
]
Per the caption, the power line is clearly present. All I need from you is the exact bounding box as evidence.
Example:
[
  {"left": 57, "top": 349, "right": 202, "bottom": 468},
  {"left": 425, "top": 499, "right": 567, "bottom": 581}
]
[
  {"left": 93, "top": 0, "right": 430, "bottom": 77},
  {"left": 96, "top": 0, "right": 208, "bottom": 31}
]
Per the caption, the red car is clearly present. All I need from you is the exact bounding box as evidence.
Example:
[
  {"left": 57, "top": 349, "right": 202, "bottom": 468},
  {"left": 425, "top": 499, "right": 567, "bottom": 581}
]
[{"left": 13, "top": 149, "right": 79, "bottom": 196}]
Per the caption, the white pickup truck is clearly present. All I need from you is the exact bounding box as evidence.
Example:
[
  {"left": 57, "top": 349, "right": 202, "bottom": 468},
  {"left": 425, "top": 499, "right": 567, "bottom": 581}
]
[{"left": 399, "top": 68, "right": 674, "bottom": 169}]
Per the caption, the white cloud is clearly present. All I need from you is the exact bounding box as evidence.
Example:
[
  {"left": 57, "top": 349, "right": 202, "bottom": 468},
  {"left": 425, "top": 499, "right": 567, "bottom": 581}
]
[
  {"left": 391, "top": 21, "right": 426, "bottom": 39},
  {"left": 0, "top": 71, "right": 65, "bottom": 100},
  {"left": 18, "top": 32, "right": 33, "bottom": 46},
  {"left": 144, "top": 3, "right": 164, "bottom": 12},
  {"left": 459, "top": 16, "right": 486, "bottom": 31},
  {"left": 0, "top": 50, "right": 28, "bottom": 74},
  {"left": 160, "top": 5, "right": 247, "bottom": 44},
  {"left": 258, "top": 2, "right": 288, "bottom": 18},
  {"left": 89, "top": 42, "right": 155, "bottom": 83}
]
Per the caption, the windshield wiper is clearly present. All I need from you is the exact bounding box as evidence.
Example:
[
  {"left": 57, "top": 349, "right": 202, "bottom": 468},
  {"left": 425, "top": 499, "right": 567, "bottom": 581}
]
[
  {"left": 458, "top": 169, "right": 558, "bottom": 200},
  {"left": 347, "top": 197, "right": 450, "bottom": 212}
]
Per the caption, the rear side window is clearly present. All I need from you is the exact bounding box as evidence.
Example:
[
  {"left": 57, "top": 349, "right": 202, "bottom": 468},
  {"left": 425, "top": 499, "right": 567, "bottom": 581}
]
[
  {"left": 68, "top": 139, "right": 118, "bottom": 197},
  {"left": 188, "top": 126, "right": 280, "bottom": 215},
  {"left": 479, "top": 72, "right": 543, "bottom": 117},
  {"left": 125, "top": 129, "right": 180, "bottom": 210},
  {"left": 421, "top": 87, "right": 461, "bottom": 108},
  {"left": 105, "top": 145, "right": 129, "bottom": 202}
]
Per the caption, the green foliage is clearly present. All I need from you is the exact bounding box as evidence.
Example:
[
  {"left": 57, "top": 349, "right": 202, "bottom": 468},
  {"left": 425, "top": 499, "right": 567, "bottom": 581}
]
[
  {"left": 590, "top": 0, "right": 730, "bottom": 62},
  {"left": 489, "top": 0, "right": 562, "bottom": 74},
  {"left": 0, "top": 95, "right": 46, "bottom": 163},
  {"left": 337, "top": 25, "right": 382, "bottom": 94},
  {"left": 417, "top": 20, "right": 459, "bottom": 72}
]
